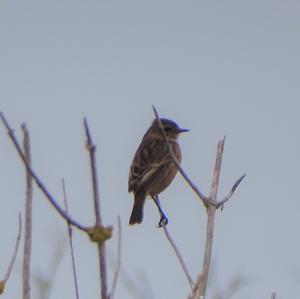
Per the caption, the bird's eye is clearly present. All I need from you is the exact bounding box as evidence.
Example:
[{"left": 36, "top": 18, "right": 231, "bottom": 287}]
[{"left": 164, "top": 126, "right": 172, "bottom": 132}]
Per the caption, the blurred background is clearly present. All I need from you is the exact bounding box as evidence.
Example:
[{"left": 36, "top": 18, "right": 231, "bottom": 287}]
[{"left": 0, "top": 1, "right": 299, "bottom": 298}]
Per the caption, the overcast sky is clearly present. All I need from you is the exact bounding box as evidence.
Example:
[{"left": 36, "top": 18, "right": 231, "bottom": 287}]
[{"left": 1, "top": 1, "right": 300, "bottom": 299}]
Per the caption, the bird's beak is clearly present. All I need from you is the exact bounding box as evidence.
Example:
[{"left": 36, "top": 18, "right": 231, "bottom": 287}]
[{"left": 178, "top": 128, "right": 189, "bottom": 133}]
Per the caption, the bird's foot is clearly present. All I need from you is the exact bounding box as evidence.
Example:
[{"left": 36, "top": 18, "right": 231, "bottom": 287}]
[{"left": 158, "top": 215, "right": 168, "bottom": 227}]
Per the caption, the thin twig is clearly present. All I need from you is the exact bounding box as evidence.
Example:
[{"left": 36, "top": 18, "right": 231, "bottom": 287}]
[
  {"left": 22, "top": 124, "right": 33, "bottom": 299},
  {"left": 3, "top": 213, "right": 22, "bottom": 283},
  {"left": 109, "top": 216, "right": 122, "bottom": 299},
  {"left": 153, "top": 194, "right": 193, "bottom": 288},
  {"left": 162, "top": 225, "right": 194, "bottom": 289},
  {"left": 152, "top": 105, "right": 210, "bottom": 206},
  {"left": 217, "top": 174, "right": 246, "bottom": 210},
  {"left": 0, "top": 112, "right": 88, "bottom": 233},
  {"left": 270, "top": 292, "right": 276, "bottom": 299},
  {"left": 62, "top": 179, "right": 80, "bottom": 299},
  {"left": 83, "top": 118, "right": 108, "bottom": 299}
]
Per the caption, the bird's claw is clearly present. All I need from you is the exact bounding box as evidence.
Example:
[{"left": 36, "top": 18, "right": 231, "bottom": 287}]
[{"left": 158, "top": 216, "right": 168, "bottom": 227}]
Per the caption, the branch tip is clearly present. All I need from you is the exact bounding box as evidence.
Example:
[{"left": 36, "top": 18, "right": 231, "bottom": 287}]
[
  {"left": 217, "top": 173, "right": 246, "bottom": 209},
  {"left": 232, "top": 173, "right": 246, "bottom": 193}
]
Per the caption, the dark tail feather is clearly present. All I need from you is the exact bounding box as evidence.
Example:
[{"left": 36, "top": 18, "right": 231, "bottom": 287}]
[{"left": 129, "top": 194, "right": 145, "bottom": 225}]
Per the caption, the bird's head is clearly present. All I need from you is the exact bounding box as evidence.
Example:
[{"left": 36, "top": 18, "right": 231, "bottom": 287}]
[{"left": 148, "top": 118, "right": 189, "bottom": 140}]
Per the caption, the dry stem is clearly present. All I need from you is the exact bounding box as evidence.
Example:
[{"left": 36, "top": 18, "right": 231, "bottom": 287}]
[
  {"left": 22, "top": 124, "right": 33, "bottom": 299},
  {"left": 84, "top": 118, "right": 108, "bottom": 299},
  {"left": 191, "top": 139, "right": 225, "bottom": 299}
]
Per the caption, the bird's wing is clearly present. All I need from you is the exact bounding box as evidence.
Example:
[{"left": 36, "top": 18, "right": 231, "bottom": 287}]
[{"left": 128, "top": 138, "right": 169, "bottom": 193}]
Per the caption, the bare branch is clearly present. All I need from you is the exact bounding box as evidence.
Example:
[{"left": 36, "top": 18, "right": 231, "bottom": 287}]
[
  {"left": 152, "top": 105, "right": 210, "bottom": 206},
  {"left": 152, "top": 107, "right": 245, "bottom": 299},
  {"left": 191, "top": 139, "right": 225, "bottom": 299},
  {"left": 22, "top": 123, "right": 33, "bottom": 299},
  {"left": 83, "top": 118, "right": 109, "bottom": 299},
  {"left": 109, "top": 216, "right": 122, "bottom": 299},
  {"left": 217, "top": 174, "right": 246, "bottom": 210},
  {"left": 162, "top": 225, "right": 194, "bottom": 289},
  {"left": 62, "top": 179, "right": 80, "bottom": 299},
  {"left": 270, "top": 292, "right": 276, "bottom": 299},
  {"left": 3, "top": 213, "right": 22, "bottom": 283},
  {"left": 0, "top": 112, "right": 88, "bottom": 233},
  {"left": 84, "top": 118, "right": 102, "bottom": 225}
]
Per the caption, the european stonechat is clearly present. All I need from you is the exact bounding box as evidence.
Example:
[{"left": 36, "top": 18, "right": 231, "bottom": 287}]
[{"left": 128, "top": 118, "right": 188, "bottom": 225}]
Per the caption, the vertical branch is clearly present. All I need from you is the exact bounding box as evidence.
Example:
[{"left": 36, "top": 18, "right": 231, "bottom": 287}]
[
  {"left": 22, "top": 124, "right": 33, "bottom": 299},
  {"left": 62, "top": 179, "right": 80, "bottom": 299},
  {"left": 190, "top": 138, "right": 225, "bottom": 299},
  {"left": 84, "top": 118, "right": 102, "bottom": 225},
  {"left": 83, "top": 118, "right": 108, "bottom": 299},
  {"left": 194, "top": 207, "right": 215, "bottom": 298}
]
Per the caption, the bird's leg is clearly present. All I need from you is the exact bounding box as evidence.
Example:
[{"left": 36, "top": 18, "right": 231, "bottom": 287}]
[{"left": 151, "top": 195, "right": 168, "bottom": 227}]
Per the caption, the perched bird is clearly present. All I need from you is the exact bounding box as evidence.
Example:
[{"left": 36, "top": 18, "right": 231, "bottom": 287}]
[{"left": 128, "top": 118, "right": 188, "bottom": 225}]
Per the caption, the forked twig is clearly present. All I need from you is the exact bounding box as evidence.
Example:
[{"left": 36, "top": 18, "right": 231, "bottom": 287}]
[
  {"left": 152, "top": 106, "right": 245, "bottom": 299},
  {"left": 0, "top": 112, "right": 88, "bottom": 233}
]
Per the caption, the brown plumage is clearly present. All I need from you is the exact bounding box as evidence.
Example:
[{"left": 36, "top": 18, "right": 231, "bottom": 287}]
[{"left": 128, "top": 118, "right": 188, "bottom": 225}]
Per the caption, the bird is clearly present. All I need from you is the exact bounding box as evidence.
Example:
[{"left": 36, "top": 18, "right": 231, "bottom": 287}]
[{"left": 128, "top": 117, "right": 189, "bottom": 226}]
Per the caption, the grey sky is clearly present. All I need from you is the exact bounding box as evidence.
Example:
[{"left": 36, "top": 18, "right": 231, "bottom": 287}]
[{"left": 1, "top": 1, "right": 299, "bottom": 299}]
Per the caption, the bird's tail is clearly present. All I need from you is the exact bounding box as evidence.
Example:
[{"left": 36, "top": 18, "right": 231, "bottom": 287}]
[{"left": 129, "top": 192, "right": 145, "bottom": 225}]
